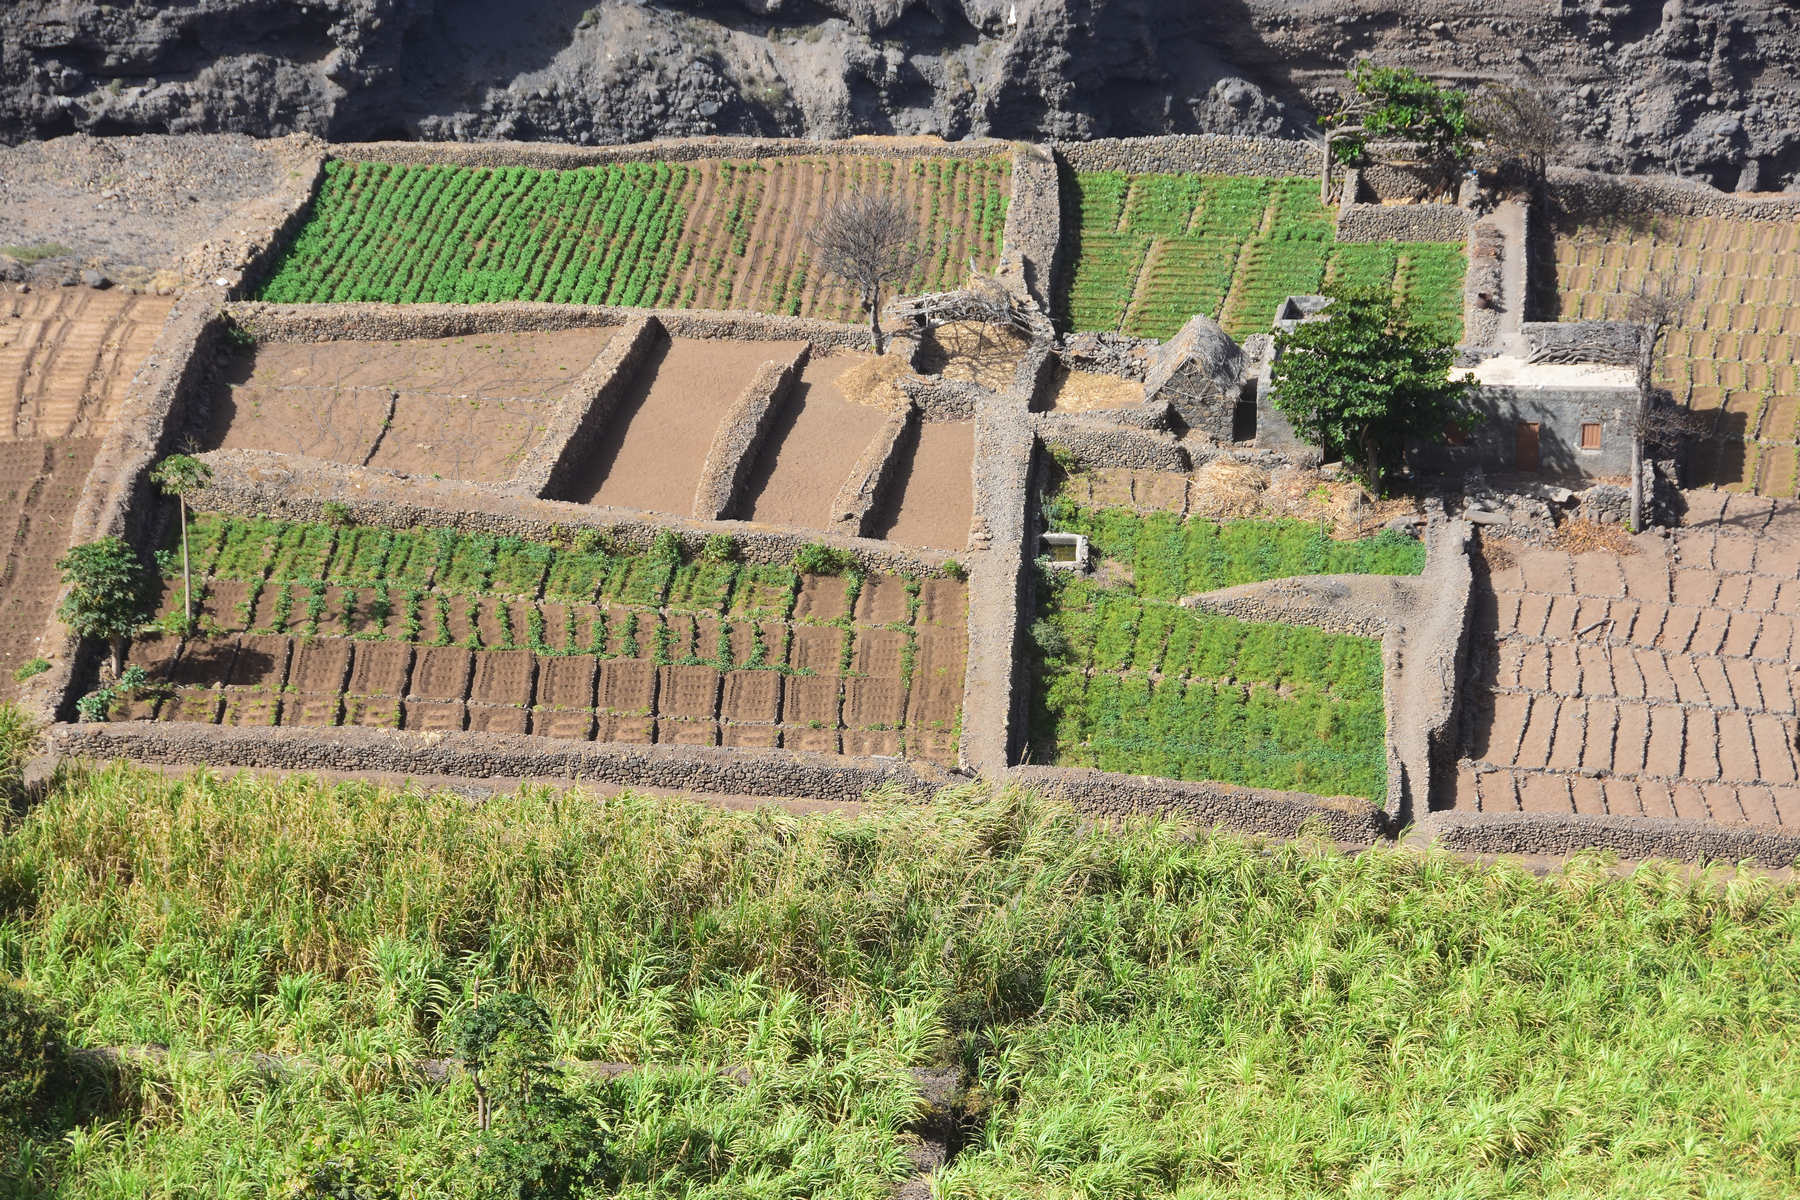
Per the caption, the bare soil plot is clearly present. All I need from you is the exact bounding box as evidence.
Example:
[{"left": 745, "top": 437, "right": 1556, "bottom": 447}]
[
  {"left": 737, "top": 352, "right": 890, "bottom": 530},
  {"left": 1039, "top": 363, "right": 1146, "bottom": 413},
  {"left": 1453, "top": 493, "right": 1800, "bottom": 825},
  {"left": 866, "top": 419, "right": 974, "bottom": 551},
  {"left": 0, "top": 286, "right": 173, "bottom": 439},
  {"left": 0, "top": 437, "right": 98, "bottom": 697},
  {"left": 205, "top": 329, "right": 610, "bottom": 481},
  {"left": 564, "top": 336, "right": 804, "bottom": 515},
  {"left": 1554, "top": 215, "right": 1800, "bottom": 500},
  {"left": 916, "top": 322, "right": 1031, "bottom": 391}
]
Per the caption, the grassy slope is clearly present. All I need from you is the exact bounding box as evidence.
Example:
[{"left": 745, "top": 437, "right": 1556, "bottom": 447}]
[{"left": 5, "top": 767, "right": 1800, "bottom": 1197}]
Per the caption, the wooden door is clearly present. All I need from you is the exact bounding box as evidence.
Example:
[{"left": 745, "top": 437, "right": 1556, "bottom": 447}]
[{"left": 1515, "top": 421, "right": 1540, "bottom": 472}]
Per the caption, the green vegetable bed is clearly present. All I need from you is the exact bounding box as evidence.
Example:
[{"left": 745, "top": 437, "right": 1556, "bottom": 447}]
[{"left": 1056, "top": 170, "right": 1466, "bottom": 342}]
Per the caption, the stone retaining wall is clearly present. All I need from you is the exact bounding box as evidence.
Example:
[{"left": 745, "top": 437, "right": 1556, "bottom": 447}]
[
  {"left": 228, "top": 300, "right": 870, "bottom": 349},
  {"left": 1037, "top": 417, "right": 1190, "bottom": 472},
  {"left": 899, "top": 375, "right": 983, "bottom": 422},
  {"left": 48, "top": 721, "right": 949, "bottom": 803},
  {"left": 510, "top": 317, "right": 662, "bottom": 499},
  {"left": 1405, "top": 518, "right": 1475, "bottom": 823},
  {"left": 1549, "top": 166, "right": 1800, "bottom": 223},
  {"left": 1414, "top": 809, "right": 1800, "bottom": 868},
  {"left": 1008, "top": 765, "right": 1390, "bottom": 845},
  {"left": 327, "top": 135, "right": 1013, "bottom": 169},
  {"left": 1335, "top": 202, "right": 1470, "bottom": 243},
  {"left": 1054, "top": 134, "right": 1316, "bottom": 178},
  {"left": 1002, "top": 142, "right": 1062, "bottom": 308},
  {"left": 827, "top": 405, "right": 914, "bottom": 537},
  {"left": 188, "top": 448, "right": 950, "bottom": 577},
  {"left": 1462, "top": 219, "right": 1505, "bottom": 350},
  {"left": 957, "top": 396, "right": 1035, "bottom": 773},
  {"left": 691, "top": 347, "right": 807, "bottom": 520}
]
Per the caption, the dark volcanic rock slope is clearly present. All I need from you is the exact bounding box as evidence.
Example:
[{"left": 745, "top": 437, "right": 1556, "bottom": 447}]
[{"left": 5, "top": 0, "right": 1799, "bottom": 188}]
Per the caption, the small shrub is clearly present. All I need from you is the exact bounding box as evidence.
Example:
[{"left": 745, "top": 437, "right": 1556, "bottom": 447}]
[
  {"left": 701, "top": 532, "right": 737, "bottom": 563},
  {"left": 571, "top": 528, "right": 605, "bottom": 556},
  {"left": 793, "top": 542, "right": 853, "bottom": 575},
  {"left": 0, "top": 979, "right": 69, "bottom": 1154},
  {"left": 319, "top": 501, "right": 353, "bottom": 528},
  {"left": 11, "top": 658, "right": 49, "bottom": 683},
  {"left": 940, "top": 558, "right": 967, "bottom": 580},
  {"left": 75, "top": 666, "right": 150, "bottom": 723}
]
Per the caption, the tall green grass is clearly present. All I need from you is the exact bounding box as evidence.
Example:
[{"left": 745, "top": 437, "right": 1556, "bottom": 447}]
[{"left": 4, "top": 767, "right": 1800, "bottom": 1196}]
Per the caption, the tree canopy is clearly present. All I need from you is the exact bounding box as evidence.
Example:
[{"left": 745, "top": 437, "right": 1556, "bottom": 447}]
[
  {"left": 55, "top": 537, "right": 150, "bottom": 676},
  {"left": 1270, "top": 291, "right": 1473, "bottom": 492},
  {"left": 1325, "top": 61, "right": 1474, "bottom": 187}
]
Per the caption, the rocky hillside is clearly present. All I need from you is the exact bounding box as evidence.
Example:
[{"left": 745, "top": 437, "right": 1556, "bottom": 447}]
[{"left": 4, "top": 0, "right": 1797, "bottom": 189}]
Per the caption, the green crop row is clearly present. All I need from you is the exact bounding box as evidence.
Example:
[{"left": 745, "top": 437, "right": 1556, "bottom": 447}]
[
  {"left": 1045, "top": 505, "right": 1425, "bottom": 599},
  {"left": 1056, "top": 169, "right": 1468, "bottom": 341},
  {"left": 182, "top": 514, "right": 806, "bottom": 618},
  {"left": 1048, "top": 579, "right": 1383, "bottom": 693},
  {"left": 1032, "top": 663, "right": 1386, "bottom": 800}
]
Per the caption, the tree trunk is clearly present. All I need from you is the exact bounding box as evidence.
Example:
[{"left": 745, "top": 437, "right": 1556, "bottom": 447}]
[
  {"left": 1359, "top": 425, "right": 1382, "bottom": 496},
  {"left": 179, "top": 495, "right": 193, "bottom": 633},
  {"left": 109, "top": 637, "right": 125, "bottom": 680},
  {"left": 868, "top": 285, "right": 885, "bottom": 355},
  {"left": 1629, "top": 430, "right": 1645, "bottom": 534}
]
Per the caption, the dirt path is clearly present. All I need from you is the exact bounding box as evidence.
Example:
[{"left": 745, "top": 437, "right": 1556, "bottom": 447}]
[
  {"left": 737, "top": 352, "right": 887, "bottom": 530},
  {"left": 868, "top": 419, "right": 974, "bottom": 551},
  {"left": 567, "top": 336, "right": 805, "bottom": 515}
]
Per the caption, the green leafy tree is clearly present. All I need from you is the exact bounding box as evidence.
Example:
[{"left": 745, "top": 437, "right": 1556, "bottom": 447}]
[
  {"left": 449, "top": 992, "right": 610, "bottom": 1199},
  {"left": 56, "top": 537, "right": 151, "bottom": 678},
  {"left": 148, "top": 454, "right": 211, "bottom": 634},
  {"left": 450, "top": 991, "right": 556, "bottom": 1133},
  {"left": 1270, "top": 292, "right": 1473, "bottom": 493},
  {"left": 1321, "top": 61, "right": 1474, "bottom": 201}
]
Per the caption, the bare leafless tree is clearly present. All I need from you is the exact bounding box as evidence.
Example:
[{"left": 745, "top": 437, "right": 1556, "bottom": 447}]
[
  {"left": 810, "top": 191, "right": 922, "bottom": 355},
  {"left": 1624, "top": 276, "right": 1695, "bottom": 532},
  {"left": 1473, "top": 78, "right": 1565, "bottom": 186}
]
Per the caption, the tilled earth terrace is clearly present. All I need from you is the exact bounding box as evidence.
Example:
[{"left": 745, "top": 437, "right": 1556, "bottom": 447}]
[
  {"left": 1553, "top": 213, "right": 1800, "bottom": 498},
  {"left": 556, "top": 332, "right": 975, "bottom": 550},
  {"left": 3, "top": 285, "right": 173, "bottom": 438},
  {"left": 0, "top": 284, "right": 175, "bottom": 696},
  {"left": 1454, "top": 493, "right": 1800, "bottom": 825},
  {"left": 202, "top": 328, "right": 611, "bottom": 481},
  {"left": 255, "top": 155, "right": 1010, "bottom": 323},
  {"left": 121, "top": 518, "right": 968, "bottom": 766}
]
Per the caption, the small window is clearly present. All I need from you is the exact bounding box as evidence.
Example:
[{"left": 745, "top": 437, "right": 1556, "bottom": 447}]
[{"left": 1580, "top": 422, "right": 1603, "bottom": 450}]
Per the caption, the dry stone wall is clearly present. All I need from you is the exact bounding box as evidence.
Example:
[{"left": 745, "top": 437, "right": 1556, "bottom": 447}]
[
  {"left": 327, "top": 136, "right": 1014, "bottom": 169},
  {"left": 1550, "top": 166, "right": 1800, "bottom": 224},
  {"left": 1009, "top": 766, "right": 1389, "bottom": 845},
  {"left": 48, "top": 722, "right": 950, "bottom": 803},
  {"left": 691, "top": 347, "right": 807, "bottom": 520},
  {"left": 828, "top": 406, "right": 915, "bottom": 537},
  {"left": 509, "top": 317, "right": 662, "bottom": 499},
  {"left": 1335, "top": 202, "right": 1470, "bottom": 243},
  {"left": 1001, "top": 142, "right": 1062, "bottom": 308},
  {"left": 1038, "top": 418, "right": 1190, "bottom": 472},
  {"left": 1055, "top": 134, "right": 1316, "bottom": 177},
  {"left": 1416, "top": 809, "right": 1800, "bottom": 869}
]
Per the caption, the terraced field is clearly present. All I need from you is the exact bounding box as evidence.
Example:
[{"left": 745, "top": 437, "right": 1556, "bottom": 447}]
[
  {"left": 257, "top": 157, "right": 1010, "bottom": 322},
  {"left": 1026, "top": 502, "right": 1425, "bottom": 803},
  {"left": 1056, "top": 171, "right": 1466, "bottom": 342},
  {"left": 122, "top": 516, "right": 967, "bottom": 765},
  {"left": 1553, "top": 213, "right": 1800, "bottom": 499}
]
